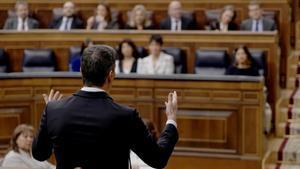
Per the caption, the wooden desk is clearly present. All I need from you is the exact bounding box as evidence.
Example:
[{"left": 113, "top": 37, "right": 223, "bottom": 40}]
[
  {"left": 0, "top": 0, "right": 290, "bottom": 86},
  {"left": 0, "top": 30, "right": 279, "bottom": 115},
  {"left": 0, "top": 72, "right": 265, "bottom": 169}
]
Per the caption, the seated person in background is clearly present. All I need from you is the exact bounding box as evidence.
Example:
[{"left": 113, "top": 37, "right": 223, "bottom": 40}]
[
  {"left": 160, "top": 0, "right": 196, "bottom": 31},
  {"left": 130, "top": 119, "right": 157, "bottom": 169},
  {"left": 49, "top": 1, "right": 84, "bottom": 31},
  {"left": 240, "top": 1, "right": 276, "bottom": 32},
  {"left": 137, "top": 34, "right": 174, "bottom": 74},
  {"left": 210, "top": 5, "right": 238, "bottom": 31},
  {"left": 69, "top": 38, "right": 94, "bottom": 72},
  {"left": 125, "top": 5, "right": 154, "bottom": 30},
  {"left": 115, "top": 39, "right": 139, "bottom": 74},
  {"left": 86, "top": 3, "right": 119, "bottom": 30},
  {"left": 225, "top": 45, "right": 259, "bottom": 76},
  {"left": 2, "top": 124, "right": 55, "bottom": 169},
  {"left": 3, "top": 1, "right": 39, "bottom": 31}
]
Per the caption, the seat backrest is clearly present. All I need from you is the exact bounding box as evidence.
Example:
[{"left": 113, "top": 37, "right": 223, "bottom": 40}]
[
  {"left": 136, "top": 46, "right": 148, "bottom": 58},
  {"left": 69, "top": 46, "right": 81, "bottom": 72},
  {"left": 262, "top": 11, "right": 276, "bottom": 21},
  {"left": 249, "top": 49, "right": 266, "bottom": 76},
  {"left": 23, "top": 49, "right": 55, "bottom": 72},
  {"left": 162, "top": 47, "right": 187, "bottom": 73},
  {"left": 7, "top": 9, "right": 35, "bottom": 18},
  {"left": 0, "top": 48, "right": 7, "bottom": 73},
  {"left": 195, "top": 49, "right": 229, "bottom": 75},
  {"left": 204, "top": 9, "right": 221, "bottom": 29}
]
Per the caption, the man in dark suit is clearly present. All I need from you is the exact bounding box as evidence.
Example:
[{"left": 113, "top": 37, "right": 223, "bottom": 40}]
[
  {"left": 240, "top": 1, "right": 276, "bottom": 32},
  {"left": 3, "top": 1, "right": 39, "bottom": 31},
  {"left": 32, "top": 45, "right": 179, "bottom": 169},
  {"left": 49, "top": 1, "right": 84, "bottom": 31},
  {"left": 160, "top": 0, "right": 196, "bottom": 31}
]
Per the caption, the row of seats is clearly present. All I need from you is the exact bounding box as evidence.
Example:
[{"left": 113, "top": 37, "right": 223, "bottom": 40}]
[
  {"left": 3, "top": 5, "right": 277, "bottom": 29},
  {"left": 0, "top": 47, "right": 266, "bottom": 75}
]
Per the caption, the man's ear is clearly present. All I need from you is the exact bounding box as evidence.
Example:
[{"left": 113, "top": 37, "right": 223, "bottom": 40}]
[{"left": 107, "top": 70, "right": 115, "bottom": 83}]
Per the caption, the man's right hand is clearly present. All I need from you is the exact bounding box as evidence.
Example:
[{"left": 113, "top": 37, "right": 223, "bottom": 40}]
[
  {"left": 165, "top": 91, "right": 177, "bottom": 121},
  {"left": 43, "top": 89, "right": 63, "bottom": 104}
]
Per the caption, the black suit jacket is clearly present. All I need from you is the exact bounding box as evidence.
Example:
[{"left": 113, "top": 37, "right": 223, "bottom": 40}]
[
  {"left": 160, "top": 16, "right": 196, "bottom": 30},
  {"left": 32, "top": 90, "right": 178, "bottom": 169},
  {"left": 117, "top": 59, "right": 138, "bottom": 73},
  {"left": 49, "top": 16, "right": 84, "bottom": 29},
  {"left": 209, "top": 21, "right": 238, "bottom": 31}
]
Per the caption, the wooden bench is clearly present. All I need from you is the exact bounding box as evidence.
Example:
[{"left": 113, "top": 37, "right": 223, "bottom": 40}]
[
  {"left": 0, "top": 72, "right": 265, "bottom": 169},
  {"left": 0, "top": 0, "right": 290, "bottom": 86},
  {"left": 0, "top": 30, "right": 280, "bottom": 114}
]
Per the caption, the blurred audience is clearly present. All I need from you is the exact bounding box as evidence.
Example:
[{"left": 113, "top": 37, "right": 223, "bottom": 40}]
[
  {"left": 86, "top": 3, "right": 119, "bottom": 30},
  {"left": 69, "top": 38, "right": 94, "bottom": 72},
  {"left": 1, "top": 124, "right": 55, "bottom": 169},
  {"left": 160, "top": 0, "right": 196, "bottom": 31},
  {"left": 3, "top": 1, "right": 39, "bottom": 31},
  {"left": 225, "top": 45, "right": 259, "bottom": 76},
  {"left": 209, "top": 5, "right": 238, "bottom": 31},
  {"left": 125, "top": 5, "right": 154, "bottom": 30},
  {"left": 130, "top": 119, "right": 157, "bottom": 169},
  {"left": 137, "top": 34, "right": 174, "bottom": 74},
  {"left": 115, "top": 39, "right": 139, "bottom": 74},
  {"left": 240, "top": 1, "right": 276, "bottom": 32},
  {"left": 49, "top": 1, "right": 84, "bottom": 31}
]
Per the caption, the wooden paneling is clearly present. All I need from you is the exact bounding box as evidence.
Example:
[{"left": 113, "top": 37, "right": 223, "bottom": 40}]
[
  {"left": 0, "top": 105, "right": 31, "bottom": 153},
  {"left": 0, "top": 0, "right": 290, "bottom": 86},
  {"left": 0, "top": 73, "right": 264, "bottom": 169},
  {"left": 0, "top": 31, "right": 279, "bottom": 117}
]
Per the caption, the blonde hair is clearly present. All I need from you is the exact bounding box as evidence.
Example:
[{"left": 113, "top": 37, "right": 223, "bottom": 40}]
[
  {"left": 129, "top": 5, "right": 152, "bottom": 28},
  {"left": 219, "top": 5, "right": 236, "bottom": 21}
]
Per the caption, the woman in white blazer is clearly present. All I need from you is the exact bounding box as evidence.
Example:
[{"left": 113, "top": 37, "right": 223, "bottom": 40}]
[
  {"left": 137, "top": 34, "right": 174, "bottom": 74},
  {"left": 1, "top": 124, "right": 55, "bottom": 169}
]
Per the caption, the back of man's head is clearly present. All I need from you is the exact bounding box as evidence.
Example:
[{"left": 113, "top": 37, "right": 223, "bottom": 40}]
[{"left": 80, "top": 45, "right": 117, "bottom": 87}]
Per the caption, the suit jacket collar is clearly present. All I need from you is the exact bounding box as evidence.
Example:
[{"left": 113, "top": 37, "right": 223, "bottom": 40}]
[{"left": 74, "top": 90, "right": 112, "bottom": 99}]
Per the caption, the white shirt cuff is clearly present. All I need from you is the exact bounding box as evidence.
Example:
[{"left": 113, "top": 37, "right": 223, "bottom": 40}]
[{"left": 166, "top": 119, "right": 177, "bottom": 128}]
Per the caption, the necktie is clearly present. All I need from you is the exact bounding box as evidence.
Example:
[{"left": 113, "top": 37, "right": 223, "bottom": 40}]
[
  {"left": 175, "top": 20, "right": 179, "bottom": 31},
  {"left": 22, "top": 19, "right": 25, "bottom": 30},
  {"left": 64, "top": 18, "right": 70, "bottom": 31},
  {"left": 255, "top": 20, "right": 259, "bottom": 32}
]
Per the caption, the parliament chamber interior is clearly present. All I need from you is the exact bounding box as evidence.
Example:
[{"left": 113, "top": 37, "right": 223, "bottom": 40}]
[{"left": 0, "top": 0, "right": 299, "bottom": 168}]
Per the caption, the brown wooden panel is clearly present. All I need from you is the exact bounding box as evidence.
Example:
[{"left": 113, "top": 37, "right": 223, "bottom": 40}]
[
  {"left": 183, "top": 89, "right": 210, "bottom": 101},
  {"left": 242, "top": 92, "right": 261, "bottom": 102},
  {"left": 242, "top": 106, "right": 260, "bottom": 155},
  {"left": 136, "top": 103, "right": 154, "bottom": 120},
  {"left": 0, "top": 75, "right": 264, "bottom": 167},
  {"left": 167, "top": 155, "right": 260, "bottom": 169},
  {"left": 159, "top": 109, "right": 238, "bottom": 154},
  {"left": 109, "top": 87, "right": 136, "bottom": 99},
  {"left": 0, "top": 106, "right": 31, "bottom": 147},
  {"left": 212, "top": 91, "right": 241, "bottom": 101},
  {"left": 136, "top": 88, "right": 153, "bottom": 99},
  {"left": 2, "top": 88, "right": 33, "bottom": 99}
]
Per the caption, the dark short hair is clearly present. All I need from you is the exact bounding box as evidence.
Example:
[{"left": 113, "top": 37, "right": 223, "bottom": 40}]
[
  {"left": 11, "top": 124, "right": 34, "bottom": 153},
  {"left": 149, "top": 34, "right": 163, "bottom": 46},
  {"left": 117, "top": 39, "right": 139, "bottom": 60},
  {"left": 249, "top": 1, "right": 261, "bottom": 9},
  {"left": 81, "top": 45, "right": 117, "bottom": 87},
  {"left": 15, "top": 1, "right": 28, "bottom": 9}
]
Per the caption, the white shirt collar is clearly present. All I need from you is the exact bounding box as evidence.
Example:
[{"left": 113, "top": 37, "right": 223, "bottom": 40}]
[
  {"left": 17, "top": 17, "right": 28, "bottom": 31},
  {"left": 81, "top": 86, "right": 105, "bottom": 92}
]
